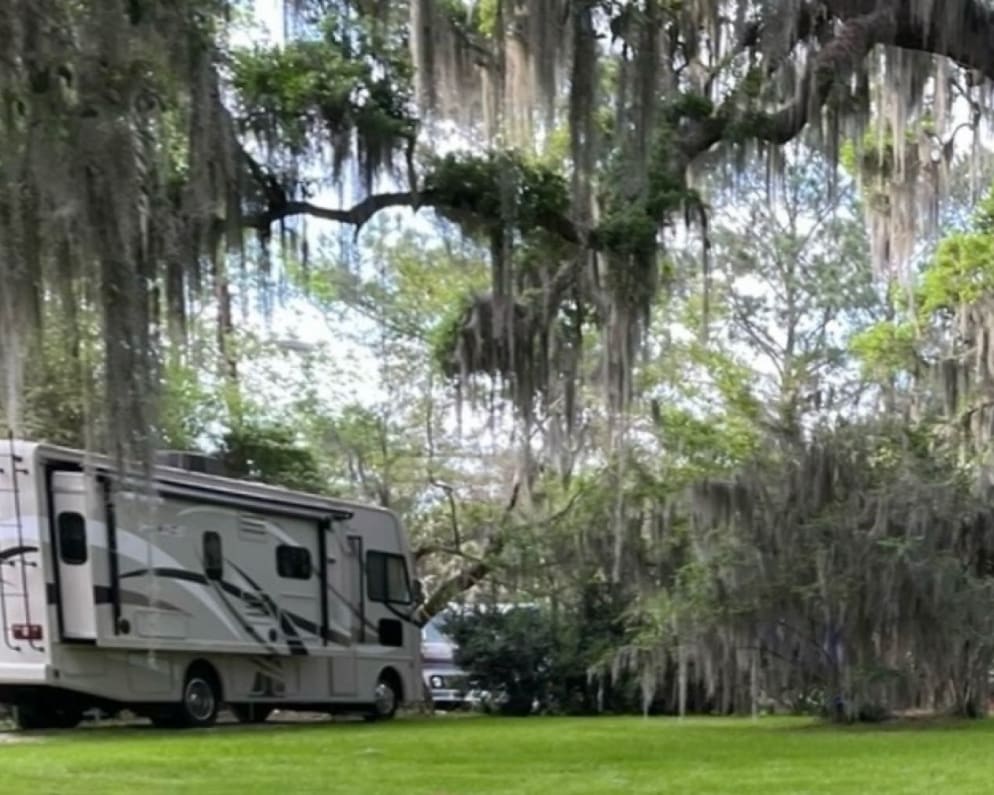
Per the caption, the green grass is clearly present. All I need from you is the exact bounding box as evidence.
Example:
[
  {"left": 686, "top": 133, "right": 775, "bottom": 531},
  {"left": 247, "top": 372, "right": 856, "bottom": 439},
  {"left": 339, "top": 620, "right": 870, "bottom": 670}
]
[{"left": 3, "top": 714, "right": 994, "bottom": 793}]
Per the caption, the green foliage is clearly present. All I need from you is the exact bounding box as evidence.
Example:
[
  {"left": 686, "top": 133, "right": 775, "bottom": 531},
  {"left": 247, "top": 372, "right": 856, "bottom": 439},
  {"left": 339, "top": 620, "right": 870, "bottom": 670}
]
[
  {"left": 849, "top": 321, "right": 918, "bottom": 379},
  {"left": 666, "top": 92, "right": 715, "bottom": 122},
  {"left": 472, "top": 0, "right": 499, "bottom": 36},
  {"left": 588, "top": 122, "right": 701, "bottom": 314},
  {"left": 839, "top": 126, "right": 923, "bottom": 182},
  {"left": 230, "top": 11, "right": 414, "bottom": 176},
  {"left": 973, "top": 185, "right": 994, "bottom": 233},
  {"left": 430, "top": 293, "right": 475, "bottom": 374},
  {"left": 20, "top": 326, "right": 96, "bottom": 448},
  {"left": 445, "top": 606, "right": 554, "bottom": 715},
  {"left": 220, "top": 416, "right": 324, "bottom": 493},
  {"left": 652, "top": 405, "right": 760, "bottom": 477},
  {"left": 444, "top": 594, "right": 632, "bottom": 717},
  {"left": 640, "top": 332, "right": 764, "bottom": 479},
  {"left": 592, "top": 211, "right": 657, "bottom": 261},
  {"left": 423, "top": 151, "right": 570, "bottom": 239},
  {"left": 157, "top": 358, "right": 221, "bottom": 451},
  {"left": 921, "top": 233, "right": 994, "bottom": 314}
]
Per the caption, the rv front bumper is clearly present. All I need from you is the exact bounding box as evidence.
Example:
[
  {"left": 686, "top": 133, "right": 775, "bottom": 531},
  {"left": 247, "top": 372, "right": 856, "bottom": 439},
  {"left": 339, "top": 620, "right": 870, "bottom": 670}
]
[{"left": 0, "top": 661, "right": 51, "bottom": 684}]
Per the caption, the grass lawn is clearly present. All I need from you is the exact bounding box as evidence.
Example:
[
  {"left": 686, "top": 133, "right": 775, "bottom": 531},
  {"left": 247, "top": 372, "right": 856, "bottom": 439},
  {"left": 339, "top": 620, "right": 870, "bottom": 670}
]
[{"left": 2, "top": 713, "right": 994, "bottom": 794}]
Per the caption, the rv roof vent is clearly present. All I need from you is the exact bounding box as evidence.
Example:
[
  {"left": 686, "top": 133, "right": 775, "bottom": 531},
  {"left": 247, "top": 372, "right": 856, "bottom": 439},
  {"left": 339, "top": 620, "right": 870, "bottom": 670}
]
[{"left": 156, "top": 450, "right": 227, "bottom": 477}]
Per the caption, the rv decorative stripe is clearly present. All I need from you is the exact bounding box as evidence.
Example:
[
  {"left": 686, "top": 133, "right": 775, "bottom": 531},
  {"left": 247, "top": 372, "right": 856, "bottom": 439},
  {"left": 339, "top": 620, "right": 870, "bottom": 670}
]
[
  {"left": 119, "top": 567, "right": 208, "bottom": 585},
  {"left": 0, "top": 545, "right": 37, "bottom": 562},
  {"left": 284, "top": 610, "right": 353, "bottom": 647},
  {"left": 115, "top": 563, "right": 366, "bottom": 655},
  {"left": 93, "top": 585, "right": 188, "bottom": 615},
  {"left": 121, "top": 565, "right": 284, "bottom": 655},
  {"left": 210, "top": 579, "right": 281, "bottom": 654}
]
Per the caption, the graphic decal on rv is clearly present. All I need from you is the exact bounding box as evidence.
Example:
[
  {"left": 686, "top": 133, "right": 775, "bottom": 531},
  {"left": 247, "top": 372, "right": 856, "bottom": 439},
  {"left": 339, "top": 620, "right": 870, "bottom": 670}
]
[
  {"left": 121, "top": 566, "right": 208, "bottom": 585},
  {"left": 92, "top": 585, "right": 189, "bottom": 615},
  {"left": 0, "top": 545, "right": 37, "bottom": 588},
  {"left": 212, "top": 578, "right": 281, "bottom": 655},
  {"left": 0, "top": 545, "right": 37, "bottom": 562},
  {"left": 121, "top": 565, "right": 281, "bottom": 654},
  {"left": 227, "top": 560, "right": 358, "bottom": 647},
  {"left": 121, "top": 564, "right": 305, "bottom": 655},
  {"left": 116, "top": 530, "right": 245, "bottom": 640},
  {"left": 228, "top": 562, "right": 308, "bottom": 656},
  {"left": 120, "top": 562, "right": 360, "bottom": 653}
]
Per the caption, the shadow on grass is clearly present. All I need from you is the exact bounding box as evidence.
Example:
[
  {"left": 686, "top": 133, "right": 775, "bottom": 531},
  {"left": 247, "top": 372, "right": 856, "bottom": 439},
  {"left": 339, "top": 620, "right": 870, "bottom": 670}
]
[
  {"left": 4, "top": 710, "right": 489, "bottom": 744},
  {"left": 779, "top": 714, "right": 994, "bottom": 734},
  {"left": 9, "top": 710, "right": 992, "bottom": 747}
]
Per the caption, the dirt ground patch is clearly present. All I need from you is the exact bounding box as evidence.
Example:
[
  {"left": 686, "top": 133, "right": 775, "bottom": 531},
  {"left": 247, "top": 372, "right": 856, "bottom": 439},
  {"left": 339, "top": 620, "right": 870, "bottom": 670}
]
[{"left": 0, "top": 732, "right": 46, "bottom": 744}]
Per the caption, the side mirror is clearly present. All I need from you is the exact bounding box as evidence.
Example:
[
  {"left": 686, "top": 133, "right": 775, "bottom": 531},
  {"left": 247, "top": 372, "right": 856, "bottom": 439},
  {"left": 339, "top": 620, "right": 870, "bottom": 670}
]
[{"left": 413, "top": 578, "right": 426, "bottom": 605}]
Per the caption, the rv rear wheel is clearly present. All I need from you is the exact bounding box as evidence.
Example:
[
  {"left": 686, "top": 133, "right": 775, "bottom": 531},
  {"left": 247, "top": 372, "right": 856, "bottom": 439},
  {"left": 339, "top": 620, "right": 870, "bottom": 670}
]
[
  {"left": 149, "top": 667, "right": 222, "bottom": 729},
  {"left": 230, "top": 703, "right": 272, "bottom": 724},
  {"left": 177, "top": 669, "right": 220, "bottom": 728}
]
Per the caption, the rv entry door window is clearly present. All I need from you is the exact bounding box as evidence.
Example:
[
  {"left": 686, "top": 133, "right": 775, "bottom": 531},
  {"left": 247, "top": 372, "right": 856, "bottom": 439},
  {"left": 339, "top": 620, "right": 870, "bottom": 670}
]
[{"left": 57, "top": 512, "right": 88, "bottom": 565}]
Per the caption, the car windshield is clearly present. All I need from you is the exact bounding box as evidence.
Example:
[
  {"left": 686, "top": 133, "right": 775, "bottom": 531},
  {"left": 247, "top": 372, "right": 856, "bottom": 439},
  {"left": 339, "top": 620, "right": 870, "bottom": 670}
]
[{"left": 422, "top": 616, "right": 452, "bottom": 644}]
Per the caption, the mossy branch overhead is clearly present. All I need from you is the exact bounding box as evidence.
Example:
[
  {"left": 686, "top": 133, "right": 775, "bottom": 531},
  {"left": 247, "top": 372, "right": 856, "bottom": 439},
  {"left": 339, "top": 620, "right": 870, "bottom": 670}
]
[{"left": 6, "top": 0, "right": 994, "bottom": 455}]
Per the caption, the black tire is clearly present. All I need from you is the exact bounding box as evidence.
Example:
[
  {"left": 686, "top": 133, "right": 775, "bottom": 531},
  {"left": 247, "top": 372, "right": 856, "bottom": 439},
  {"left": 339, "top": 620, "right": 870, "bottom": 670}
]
[
  {"left": 16, "top": 704, "right": 81, "bottom": 730},
  {"left": 230, "top": 703, "right": 272, "bottom": 724},
  {"left": 366, "top": 673, "right": 400, "bottom": 722},
  {"left": 168, "top": 667, "right": 221, "bottom": 728}
]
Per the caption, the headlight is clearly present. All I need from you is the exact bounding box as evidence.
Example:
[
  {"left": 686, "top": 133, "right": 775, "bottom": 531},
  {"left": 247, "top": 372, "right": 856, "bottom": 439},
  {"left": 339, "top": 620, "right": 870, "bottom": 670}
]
[{"left": 429, "top": 675, "right": 444, "bottom": 688}]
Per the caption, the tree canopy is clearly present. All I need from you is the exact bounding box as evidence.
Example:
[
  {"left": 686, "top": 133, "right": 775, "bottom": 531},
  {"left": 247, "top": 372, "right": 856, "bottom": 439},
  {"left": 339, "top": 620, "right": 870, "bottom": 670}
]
[{"left": 4, "top": 0, "right": 994, "bottom": 453}]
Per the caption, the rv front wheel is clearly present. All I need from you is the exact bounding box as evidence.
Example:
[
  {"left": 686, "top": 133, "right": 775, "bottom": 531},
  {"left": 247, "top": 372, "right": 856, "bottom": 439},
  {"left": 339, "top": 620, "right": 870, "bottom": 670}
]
[{"left": 366, "top": 673, "right": 400, "bottom": 721}]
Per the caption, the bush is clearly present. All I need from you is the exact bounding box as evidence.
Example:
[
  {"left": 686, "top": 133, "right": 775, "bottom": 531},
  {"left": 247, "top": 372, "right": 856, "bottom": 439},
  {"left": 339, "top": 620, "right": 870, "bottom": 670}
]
[
  {"left": 444, "top": 606, "right": 553, "bottom": 716},
  {"left": 441, "top": 591, "right": 637, "bottom": 717}
]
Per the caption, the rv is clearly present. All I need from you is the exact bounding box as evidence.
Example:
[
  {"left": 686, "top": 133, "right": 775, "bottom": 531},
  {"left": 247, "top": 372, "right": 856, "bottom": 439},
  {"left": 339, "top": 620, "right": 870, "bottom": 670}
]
[{"left": 0, "top": 439, "right": 422, "bottom": 729}]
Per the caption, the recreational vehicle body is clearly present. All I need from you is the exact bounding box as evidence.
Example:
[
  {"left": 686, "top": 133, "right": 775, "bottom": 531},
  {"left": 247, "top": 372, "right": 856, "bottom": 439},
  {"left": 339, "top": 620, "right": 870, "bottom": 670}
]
[{"left": 0, "top": 440, "right": 422, "bottom": 729}]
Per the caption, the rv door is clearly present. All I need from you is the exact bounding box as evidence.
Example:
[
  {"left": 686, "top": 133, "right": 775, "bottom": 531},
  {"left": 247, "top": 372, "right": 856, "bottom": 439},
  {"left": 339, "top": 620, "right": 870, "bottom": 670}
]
[
  {"left": 51, "top": 472, "right": 104, "bottom": 641},
  {"left": 321, "top": 527, "right": 361, "bottom": 696}
]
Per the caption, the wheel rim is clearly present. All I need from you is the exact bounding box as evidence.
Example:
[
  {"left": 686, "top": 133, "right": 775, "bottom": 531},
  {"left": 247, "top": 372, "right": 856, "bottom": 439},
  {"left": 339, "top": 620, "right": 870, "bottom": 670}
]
[
  {"left": 374, "top": 681, "right": 397, "bottom": 716},
  {"left": 185, "top": 678, "right": 216, "bottom": 722}
]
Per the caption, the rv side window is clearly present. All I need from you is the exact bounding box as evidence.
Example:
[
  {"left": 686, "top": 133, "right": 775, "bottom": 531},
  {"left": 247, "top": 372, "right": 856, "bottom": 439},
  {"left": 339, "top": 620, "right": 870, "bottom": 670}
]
[
  {"left": 276, "top": 545, "right": 312, "bottom": 580},
  {"left": 366, "top": 551, "right": 411, "bottom": 605},
  {"left": 203, "top": 532, "right": 223, "bottom": 581},
  {"left": 57, "top": 512, "right": 87, "bottom": 565}
]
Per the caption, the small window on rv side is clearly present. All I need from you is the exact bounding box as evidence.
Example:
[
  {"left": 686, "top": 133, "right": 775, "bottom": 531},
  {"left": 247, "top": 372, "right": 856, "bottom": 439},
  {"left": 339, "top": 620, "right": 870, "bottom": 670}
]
[
  {"left": 203, "top": 532, "right": 223, "bottom": 581},
  {"left": 366, "top": 551, "right": 412, "bottom": 605},
  {"left": 276, "top": 545, "right": 312, "bottom": 580},
  {"left": 57, "top": 512, "right": 87, "bottom": 565}
]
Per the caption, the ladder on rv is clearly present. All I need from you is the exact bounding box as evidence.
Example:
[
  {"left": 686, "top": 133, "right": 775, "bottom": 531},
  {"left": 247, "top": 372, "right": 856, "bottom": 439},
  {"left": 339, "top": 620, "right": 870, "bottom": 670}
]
[{"left": 0, "top": 432, "right": 39, "bottom": 651}]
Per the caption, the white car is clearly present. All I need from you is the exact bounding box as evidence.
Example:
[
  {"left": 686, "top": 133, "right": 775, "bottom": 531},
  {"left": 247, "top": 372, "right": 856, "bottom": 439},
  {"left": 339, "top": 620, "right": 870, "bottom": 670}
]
[{"left": 421, "top": 616, "right": 478, "bottom": 710}]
